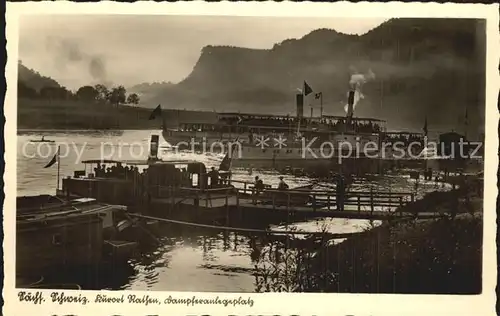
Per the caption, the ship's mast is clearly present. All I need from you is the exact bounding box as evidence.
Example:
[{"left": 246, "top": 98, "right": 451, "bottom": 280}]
[{"left": 296, "top": 93, "right": 304, "bottom": 136}]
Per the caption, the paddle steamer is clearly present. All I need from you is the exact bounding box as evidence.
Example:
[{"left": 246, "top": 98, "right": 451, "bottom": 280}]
[{"left": 162, "top": 90, "right": 426, "bottom": 174}]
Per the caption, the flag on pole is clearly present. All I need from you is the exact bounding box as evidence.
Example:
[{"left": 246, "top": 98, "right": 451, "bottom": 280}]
[
  {"left": 314, "top": 92, "right": 322, "bottom": 99},
  {"left": 303, "top": 81, "right": 313, "bottom": 96},
  {"left": 423, "top": 116, "right": 428, "bottom": 136},
  {"left": 44, "top": 146, "right": 60, "bottom": 168},
  {"left": 219, "top": 153, "right": 231, "bottom": 171},
  {"left": 149, "top": 104, "right": 162, "bottom": 120},
  {"left": 219, "top": 137, "right": 239, "bottom": 171}
]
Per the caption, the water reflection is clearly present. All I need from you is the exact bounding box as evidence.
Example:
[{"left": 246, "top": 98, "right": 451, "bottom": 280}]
[{"left": 16, "top": 130, "right": 453, "bottom": 292}]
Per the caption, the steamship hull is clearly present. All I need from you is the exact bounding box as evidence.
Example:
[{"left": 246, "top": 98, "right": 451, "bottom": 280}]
[
  {"left": 231, "top": 143, "right": 388, "bottom": 175},
  {"left": 162, "top": 129, "right": 249, "bottom": 149}
]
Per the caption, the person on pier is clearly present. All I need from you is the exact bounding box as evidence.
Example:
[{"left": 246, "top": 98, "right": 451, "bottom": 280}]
[
  {"left": 336, "top": 174, "right": 345, "bottom": 211},
  {"left": 253, "top": 176, "right": 264, "bottom": 204},
  {"left": 277, "top": 176, "right": 289, "bottom": 190}
]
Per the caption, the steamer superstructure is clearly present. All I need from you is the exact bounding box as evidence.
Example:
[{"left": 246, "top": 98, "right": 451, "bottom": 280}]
[{"left": 162, "top": 89, "right": 426, "bottom": 174}]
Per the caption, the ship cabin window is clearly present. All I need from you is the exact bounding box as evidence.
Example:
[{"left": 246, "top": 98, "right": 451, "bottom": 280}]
[{"left": 192, "top": 173, "right": 199, "bottom": 187}]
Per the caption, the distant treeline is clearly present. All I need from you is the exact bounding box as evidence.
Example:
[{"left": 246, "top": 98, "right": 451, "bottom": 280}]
[
  {"left": 17, "top": 98, "right": 218, "bottom": 130},
  {"left": 18, "top": 81, "right": 141, "bottom": 106}
]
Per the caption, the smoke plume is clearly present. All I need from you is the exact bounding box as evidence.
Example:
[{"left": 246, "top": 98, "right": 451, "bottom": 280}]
[
  {"left": 46, "top": 36, "right": 108, "bottom": 85},
  {"left": 344, "top": 68, "right": 376, "bottom": 113}
]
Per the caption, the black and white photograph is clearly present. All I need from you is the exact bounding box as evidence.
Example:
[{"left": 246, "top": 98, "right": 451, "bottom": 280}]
[{"left": 4, "top": 2, "right": 498, "bottom": 316}]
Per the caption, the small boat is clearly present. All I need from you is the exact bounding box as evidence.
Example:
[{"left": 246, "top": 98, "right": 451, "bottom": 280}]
[
  {"left": 29, "top": 139, "right": 55, "bottom": 143},
  {"left": 29, "top": 137, "right": 55, "bottom": 143},
  {"left": 16, "top": 195, "right": 129, "bottom": 279}
]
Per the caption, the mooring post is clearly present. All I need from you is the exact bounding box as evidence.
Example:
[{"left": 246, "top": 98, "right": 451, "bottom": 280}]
[
  {"left": 327, "top": 194, "right": 330, "bottom": 210},
  {"left": 370, "top": 187, "right": 374, "bottom": 214},
  {"left": 170, "top": 186, "right": 174, "bottom": 207},
  {"left": 272, "top": 192, "right": 276, "bottom": 210},
  {"left": 357, "top": 195, "right": 361, "bottom": 212},
  {"left": 287, "top": 191, "right": 291, "bottom": 217},
  {"left": 236, "top": 190, "right": 240, "bottom": 207},
  {"left": 225, "top": 193, "right": 229, "bottom": 225},
  {"left": 286, "top": 191, "right": 291, "bottom": 230}
]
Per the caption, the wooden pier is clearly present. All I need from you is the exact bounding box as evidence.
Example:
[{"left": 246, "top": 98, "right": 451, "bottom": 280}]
[
  {"left": 136, "top": 179, "right": 441, "bottom": 224},
  {"left": 60, "top": 163, "right": 443, "bottom": 227}
]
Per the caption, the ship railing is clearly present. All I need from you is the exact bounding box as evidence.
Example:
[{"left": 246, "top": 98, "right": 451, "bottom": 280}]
[
  {"left": 152, "top": 184, "right": 236, "bottom": 199},
  {"left": 150, "top": 184, "right": 238, "bottom": 209}
]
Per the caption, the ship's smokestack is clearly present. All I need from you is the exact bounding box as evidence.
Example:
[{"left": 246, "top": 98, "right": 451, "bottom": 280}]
[
  {"left": 296, "top": 93, "right": 304, "bottom": 118},
  {"left": 346, "top": 90, "right": 355, "bottom": 125},
  {"left": 347, "top": 90, "right": 355, "bottom": 116},
  {"left": 343, "top": 68, "right": 375, "bottom": 117}
]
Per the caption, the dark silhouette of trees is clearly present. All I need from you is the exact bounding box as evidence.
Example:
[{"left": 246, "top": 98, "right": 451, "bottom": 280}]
[
  {"left": 94, "top": 84, "right": 110, "bottom": 102},
  {"left": 40, "top": 86, "right": 73, "bottom": 100},
  {"left": 19, "top": 75, "right": 139, "bottom": 108},
  {"left": 76, "top": 85, "right": 99, "bottom": 102},
  {"left": 18, "top": 81, "right": 38, "bottom": 99},
  {"left": 108, "top": 85, "right": 127, "bottom": 106},
  {"left": 126, "top": 93, "right": 140, "bottom": 105}
]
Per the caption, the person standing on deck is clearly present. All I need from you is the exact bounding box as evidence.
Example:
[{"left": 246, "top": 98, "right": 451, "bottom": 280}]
[
  {"left": 336, "top": 174, "right": 345, "bottom": 211},
  {"left": 277, "top": 176, "right": 289, "bottom": 190}
]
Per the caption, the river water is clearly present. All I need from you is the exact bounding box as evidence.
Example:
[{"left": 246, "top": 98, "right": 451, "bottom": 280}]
[{"left": 16, "top": 130, "right": 452, "bottom": 292}]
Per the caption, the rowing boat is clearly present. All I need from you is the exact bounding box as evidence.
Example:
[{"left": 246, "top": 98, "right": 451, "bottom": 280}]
[{"left": 29, "top": 139, "right": 55, "bottom": 143}]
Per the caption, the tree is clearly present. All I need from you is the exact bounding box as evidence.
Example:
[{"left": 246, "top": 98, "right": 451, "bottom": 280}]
[
  {"left": 76, "top": 85, "right": 99, "bottom": 102},
  {"left": 94, "top": 84, "right": 109, "bottom": 102},
  {"left": 126, "top": 93, "right": 140, "bottom": 105},
  {"left": 18, "top": 81, "right": 38, "bottom": 99},
  {"left": 107, "top": 85, "right": 127, "bottom": 106}
]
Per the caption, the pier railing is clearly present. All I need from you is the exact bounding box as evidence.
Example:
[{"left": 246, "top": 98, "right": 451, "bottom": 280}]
[
  {"left": 150, "top": 180, "right": 415, "bottom": 215},
  {"left": 223, "top": 179, "right": 414, "bottom": 212},
  {"left": 248, "top": 189, "right": 413, "bottom": 213}
]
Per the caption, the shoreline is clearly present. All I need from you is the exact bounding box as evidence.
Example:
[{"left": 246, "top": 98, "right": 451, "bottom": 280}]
[{"left": 255, "top": 174, "right": 483, "bottom": 293}]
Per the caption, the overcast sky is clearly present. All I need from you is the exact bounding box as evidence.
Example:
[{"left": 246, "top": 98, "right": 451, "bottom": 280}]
[{"left": 19, "top": 15, "right": 386, "bottom": 90}]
